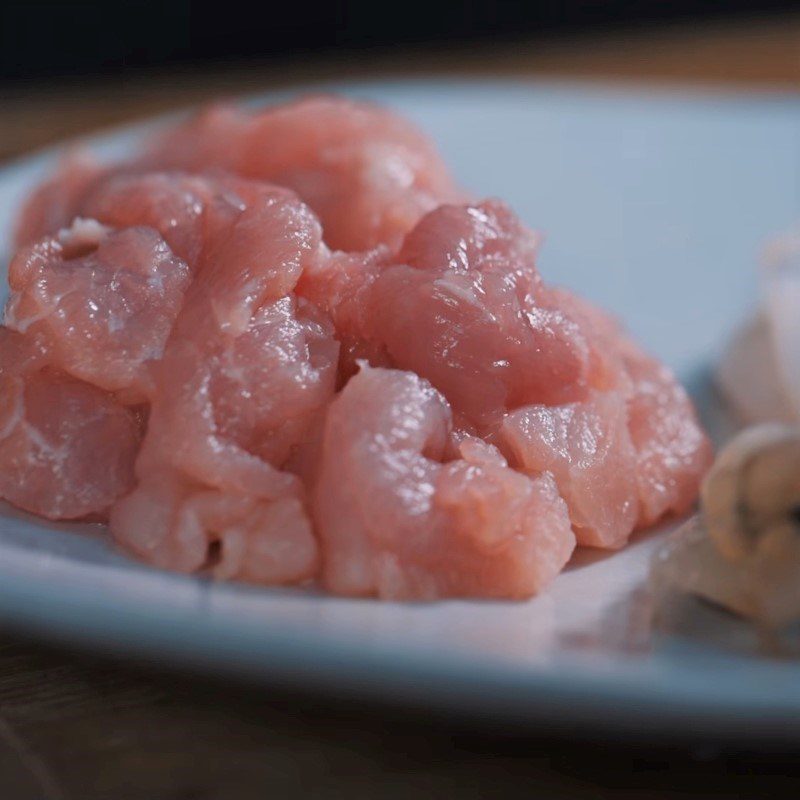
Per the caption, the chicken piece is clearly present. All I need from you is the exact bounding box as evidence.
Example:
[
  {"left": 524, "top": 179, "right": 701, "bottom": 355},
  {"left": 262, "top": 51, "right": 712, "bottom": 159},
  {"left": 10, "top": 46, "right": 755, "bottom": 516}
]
[
  {"left": 313, "top": 365, "right": 575, "bottom": 599},
  {"left": 0, "top": 328, "right": 141, "bottom": 520},
  {"left": 5, "top": 219, "right": 191, "bottom": 399},
  {"left": 140, "top": 96, "right": 464, "bottom": 250},
  {"left": 550, "top": 288, "right": 712, "bottom": 530},
  {"left": 13, "top": 153, "right": 105, "bottom": 246},
  {"left": 110, "top": 189, "right": 336, "bottom": 585},
  {"left": 301, "top": 200, "right": 594, "bottom": 427},
  {"left": 500, "top": 391, "right": 639, "bottom": 548}
]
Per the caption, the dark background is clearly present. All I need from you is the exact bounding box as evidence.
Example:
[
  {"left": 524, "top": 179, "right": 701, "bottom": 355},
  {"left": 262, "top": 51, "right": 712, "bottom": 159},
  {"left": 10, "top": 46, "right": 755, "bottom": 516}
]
[{"left": 1, "top": 0, "right": 797, "bottom": 84}]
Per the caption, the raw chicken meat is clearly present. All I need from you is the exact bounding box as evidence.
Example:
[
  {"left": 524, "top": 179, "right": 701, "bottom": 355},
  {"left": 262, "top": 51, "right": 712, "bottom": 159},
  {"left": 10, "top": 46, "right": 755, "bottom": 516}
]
[
  {"left": 15, "top": 97, "right": 463, "bottom": 253},
  {"left": 0, "top": 94, "right": 712, "bottom": 599},
  {"left": 313, "top": 365, "right": 575, "bottom": 599},
  {"left": 0, "top": 215, "right": 187, "bottom": 518},
  {"left": 6, "top": 218, "right": 191, "bottom": 398},
  {"left": 0, "top": 329, "right": 141, "bottom": 519},
  {"left": 553, "top": 289, "right": 712, "bottom": 526},
  {"left": 624, "top": 345, "right": 713, "bottom": 526},
  {"left": 13, "top": 153, "right": 105, "bottom": 246},
  {"left": 500, "top": 391, "right": 639, "bottom": 549},
  {"left": 300, "top": 200, "right": 595, "bottom": 426},
  {"left": 110, "top": 187, "right": 336, "bottom": 584},
  {"left": 141, "top": 96, "right": 464, "bottom": 251},
  {"left": 300, "top": 197, "right": 710, "bottom": 549},
  {"left": 79, "top": 172, "right": 226, "bottom": 265}
]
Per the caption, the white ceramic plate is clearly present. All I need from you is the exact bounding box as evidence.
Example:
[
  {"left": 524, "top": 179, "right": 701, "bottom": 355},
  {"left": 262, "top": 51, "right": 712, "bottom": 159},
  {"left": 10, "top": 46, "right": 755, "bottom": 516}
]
[{"left": 1, "top": 80, "right": 799, "bottom": 741}]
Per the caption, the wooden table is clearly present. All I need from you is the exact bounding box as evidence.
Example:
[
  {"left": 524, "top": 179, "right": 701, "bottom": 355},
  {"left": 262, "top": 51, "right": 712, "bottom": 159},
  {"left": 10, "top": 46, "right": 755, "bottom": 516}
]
[{"left": 2, "top": 14, "right": 800, "bottom": 799}]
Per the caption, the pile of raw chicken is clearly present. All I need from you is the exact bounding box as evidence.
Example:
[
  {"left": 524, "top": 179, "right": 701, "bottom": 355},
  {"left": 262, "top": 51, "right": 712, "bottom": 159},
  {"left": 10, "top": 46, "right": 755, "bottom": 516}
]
[{"left": 0, "top": 97, "right": 711, "bottom": 599}]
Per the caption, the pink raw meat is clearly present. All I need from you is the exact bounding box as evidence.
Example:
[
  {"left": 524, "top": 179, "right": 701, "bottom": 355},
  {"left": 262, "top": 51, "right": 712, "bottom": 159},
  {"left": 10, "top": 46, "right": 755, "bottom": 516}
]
[
  {"left": 301, "top": 198, "right": 711, "bottom": 550},
  {"left": 500, "top": 391, "right": 639, "bottom": 549},
  {"left": 179, "top": 184, "right": 322, "bottom": 336},
  {"left": 110, "top": 466, "right": 317, "bottom": 583},
  {"left": 6, "top": 219, "right": 191, "bottom": 399},
  {"left": 110, "top": 189, "right": 336, "bottom": 584},
  {"left": 624, "top": 346, "right": 713, "bottom": 526},
  {"left": 137, "top": 96, "right": 464, "bottom": 250},
  {"left": 14, "top": 153, "right": 105, "bottom": 246},
  {"left": 79, "top": 171, "right": 303, "bottom": 272},
  {"left": 2, "top": 93, "right": 712, "bottom": 595},
  {"left": 32, "top": 172, "right": 323, "bottom": 344},
  {"left": 79, "top": 172, "right": 222, "bottom": 265},
  {"left": 147, "top": 296, "right": 338, "bottom": 483},
  {"left": 313, "top": 365, "right": 575, "bottom": 599},
  {"left": 110, "top": 301, "right": 330, "bottom": 582},
  {"left": 208, "top": 298, "right": 338, "bottom": 466},
  {"left": 136, "top": 104, "right": 248, "bottom": 174},
  {"left": 0, "top": 329, "right": 141, "bottom": 520},
  {"left": 296, "top": 247, "right": 392, "bottom": 382},
  {"left": 544, "top": 289, "right": 713, "bottom": 533},
  {"left": 17, "top": 96, "right": 458, "bottom": 252},
  {"left": 301, "top": 199, "right": 595, "bottom": 427}
]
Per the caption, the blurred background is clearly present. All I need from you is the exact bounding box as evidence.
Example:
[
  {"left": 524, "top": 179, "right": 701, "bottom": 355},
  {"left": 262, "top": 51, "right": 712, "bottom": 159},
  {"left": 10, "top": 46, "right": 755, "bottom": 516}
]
[
  {"left": 2, "top": 0, "right": 797, "bottom": 82},
  {"left": 1, "top": 0, "right": 799, "bottom": 161}
]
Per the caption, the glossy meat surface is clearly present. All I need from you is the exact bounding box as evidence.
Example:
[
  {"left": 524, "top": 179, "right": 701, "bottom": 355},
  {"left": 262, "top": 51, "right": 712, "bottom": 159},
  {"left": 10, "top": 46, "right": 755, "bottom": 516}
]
[
  {"left": 1, "top": 94, "right": 712, "bottom": 598},
  {"left": 313, "top": 366, "right": 575, "bottom": 599}
]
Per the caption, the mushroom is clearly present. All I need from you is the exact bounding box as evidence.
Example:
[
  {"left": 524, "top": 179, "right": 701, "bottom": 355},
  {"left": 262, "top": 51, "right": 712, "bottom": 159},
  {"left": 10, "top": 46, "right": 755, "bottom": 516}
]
[
  {"left": 702, "top": 424, "right": 800, "bottom": 562},
  {"left": 652, "top": 424, "right": 800, "bottom": 629}
]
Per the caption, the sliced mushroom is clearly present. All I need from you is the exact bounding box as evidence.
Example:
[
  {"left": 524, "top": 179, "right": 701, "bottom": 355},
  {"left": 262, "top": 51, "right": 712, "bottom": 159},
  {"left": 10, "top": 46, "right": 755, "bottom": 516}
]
[
  {"left": 658, "top": 227, "right": 800, "bottom": 632},
  {"left": 702, "top": 423, "right": 800, "bottom": 561},
  {"left": 653, "top": 423, "right": 800, "bottom": 629}
]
